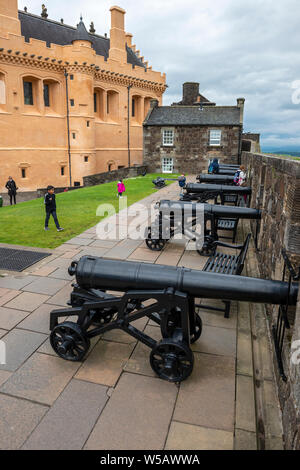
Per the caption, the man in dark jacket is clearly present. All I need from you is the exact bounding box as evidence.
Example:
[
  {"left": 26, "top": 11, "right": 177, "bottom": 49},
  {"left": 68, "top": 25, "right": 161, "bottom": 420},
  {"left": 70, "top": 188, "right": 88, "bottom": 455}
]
[
  {"left": 5, "top": 176, "right": 18, "bottom": 205},
  {"left": 44, "top": 186, "right": 64, "bottom": 232}
]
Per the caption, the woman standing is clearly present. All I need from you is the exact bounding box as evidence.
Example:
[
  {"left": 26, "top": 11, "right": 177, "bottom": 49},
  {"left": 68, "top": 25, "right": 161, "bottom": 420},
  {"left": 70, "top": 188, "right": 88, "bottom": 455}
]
[{"left": 5, "top": 176, "right": 18, "bottom": 205}]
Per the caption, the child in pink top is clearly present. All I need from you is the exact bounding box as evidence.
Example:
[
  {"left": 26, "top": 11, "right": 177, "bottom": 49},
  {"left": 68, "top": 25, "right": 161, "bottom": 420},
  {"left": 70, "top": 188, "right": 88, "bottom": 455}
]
[{"left": 117, "top": 179, "right": 126, "bottom": 198}]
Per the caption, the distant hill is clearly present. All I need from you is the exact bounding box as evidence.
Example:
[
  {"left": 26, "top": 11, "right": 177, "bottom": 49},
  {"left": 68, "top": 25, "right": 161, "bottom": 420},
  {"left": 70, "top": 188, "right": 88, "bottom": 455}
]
[{"left": 262, "top": 149, "right": 300, "bottom": 158}]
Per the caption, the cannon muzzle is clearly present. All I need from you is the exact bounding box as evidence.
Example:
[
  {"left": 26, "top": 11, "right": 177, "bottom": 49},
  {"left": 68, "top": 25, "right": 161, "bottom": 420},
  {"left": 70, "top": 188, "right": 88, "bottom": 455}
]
[{"left": 185, "top": 183, "right": 252, "bottom": 195}]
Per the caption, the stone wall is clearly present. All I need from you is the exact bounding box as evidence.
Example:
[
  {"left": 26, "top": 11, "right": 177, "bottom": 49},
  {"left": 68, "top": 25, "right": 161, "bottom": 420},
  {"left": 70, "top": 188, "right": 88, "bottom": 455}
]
[
  {"left": 242, "top": 151, "right": 300, "bottom": 449},
  {"left": 83, "top": 165, "right": 147, "bottom": 187},
  {"left": 0, "top": 191, "right": 37, "bottom": 206},
  {"left": 144, "top": 125, "right": 241, "bottom": 174}
]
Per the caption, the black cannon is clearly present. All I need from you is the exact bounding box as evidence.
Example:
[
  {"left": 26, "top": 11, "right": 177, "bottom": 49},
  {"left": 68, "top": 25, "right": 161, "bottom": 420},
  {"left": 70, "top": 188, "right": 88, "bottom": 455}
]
[
  {"left": 218, "top": 168, "right": 238, "bottom": 176},
  {"left": 182, "top": 183, "right": 251, "bottom": 206},
  {"left": 153, "top": 177, "right": 179, "bottom": 189},
  {"left": 49, "top": 256, "right": 298, "bottom": 383},
  {"left": 196, "top": 174, "right": 235, "bottom": 185},
  {"left": 145, "top": 200, "right": 261, "bottom": 255}
]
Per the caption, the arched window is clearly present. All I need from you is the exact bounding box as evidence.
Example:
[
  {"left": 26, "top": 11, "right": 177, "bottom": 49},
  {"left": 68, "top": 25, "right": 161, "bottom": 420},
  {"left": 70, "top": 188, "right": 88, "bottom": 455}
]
[
  {"left": 94, "top": 87, "right": 105, "bottom": 120},
  {"left": 131, "top": 95, "right": 142, "bottom": 124},
  {"left": 106, "top": 90, "right": 119, "bottom": 122},
  {"left": 0, "top": 72, "right": 6, "bottom": 110},
  {"left": 22, "top": 75, "right": 41, "bottom": 112},
  {"left": 43, "top": 79, "right": 61, "bottom": 113}
]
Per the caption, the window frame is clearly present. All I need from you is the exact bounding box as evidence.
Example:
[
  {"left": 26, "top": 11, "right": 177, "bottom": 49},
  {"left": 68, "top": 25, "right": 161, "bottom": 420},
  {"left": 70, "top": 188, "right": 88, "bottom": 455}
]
[
  {"left": 162, "top": 157, "right": 174, "bottom": 174},
  {"left": 23, "top": 80, "right": 34, "bottom": 106},
  {"left": 162, "top": 129, "right": 174, "bottom": 147},
  {"left": 209, "top": 129, "right": 222, "bottom": 146}
]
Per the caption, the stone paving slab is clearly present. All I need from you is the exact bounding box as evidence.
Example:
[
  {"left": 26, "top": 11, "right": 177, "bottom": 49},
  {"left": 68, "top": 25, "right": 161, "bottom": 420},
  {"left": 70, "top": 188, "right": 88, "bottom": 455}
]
[
  {"left": 124, "top": 325, "right": 161, "bottom": 377},
  {"left": 237, "top": 330, "right": 253, "bottom": 376},
  {"left": 173, "top": 353, "right": 235, "bottom": 432},
  {"left": 192, "top": 324, "right": 237, "bottom": 357},
  {"left": 0, "top": 275, "right": 39, "bottom": 290},
  {"left": 0, "top": 370, "right": 11, "bottom": 387},
  {"left": 75, "top": 340, "right": 135, "bottom": 387},
  {"left": 199, "top": 308, "right": 237, "bottom": 330},
  {"left": 0, "top": 329, "right": 7, "bottom": 339},
  {"left": 165, "top": 422, "right": 234, "bottom": 450},
  {"left": 48, "top": 267, "right": 72, "bottom": 281},
  {"left": 0, "top": 394, "right": 48, "bottom": 450},
  {"left": 31, "top": 266, "right": 57, "bottom": 277},
  {"left": 1, "top": 353, "right": 80, "bottom": 405},
  {"left": 4, "top": 292, "right": 50, "bottom": 312},
  {"left": 22, "top": 277, "right": 69, "bottom": 296},
  {"left": 65, "top": 238, "right": 94, "bottom": 246},
  {"left": 104, "top": 239, "right": 144, "bottom": 260},
  {"left": 0, "top": 306, "right": 30, "bottom": 330},
  {"left": 17, "top": 303, "right": 62, "bottom": 335},
  {"left": 234, "top": 429, "right": 257, "bottom": 450},
  {"left": 84, "top": 372, "right": 177, "bottom": 450},
  {"left": 77, "top": 247, "right": 111, "bottom": 258},
  {"left": 0, "top": 289, "right": 21, "bottom": 306},
  {"left": 22, "top": 379, "right": 108, "bottom": 450},
  {"left": 89, "top": 239, "right": 119, "bottom": 248},
  {"left": 45, "top": 283, "right": 73, "bottom": 306},
  {"left": 235, "top": 375, "right": 256, "bottom": 433},
  {"left": 0, "top": 329, "right": 47, "bottom": 372}
]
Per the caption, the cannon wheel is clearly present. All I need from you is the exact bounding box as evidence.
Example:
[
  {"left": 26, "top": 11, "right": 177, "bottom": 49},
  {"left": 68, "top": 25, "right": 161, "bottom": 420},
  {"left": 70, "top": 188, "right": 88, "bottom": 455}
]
[
  {"left": 161, "top": 309, "right": 202, "bottom": 344},
  {"left": 190, "top": 314, "right": 203, "bottom": 344},
  {"left": 150, "top": 340, "right": 194, "bottom": 382},
  {"left": 146, "top": 238, "right": 167, "bottom": 251},
  {"left": 50, "top": 321, "right": 90, "bottom": 362},
  {"left": 197, "top": 235, "right": 217, "bottom": 257}
]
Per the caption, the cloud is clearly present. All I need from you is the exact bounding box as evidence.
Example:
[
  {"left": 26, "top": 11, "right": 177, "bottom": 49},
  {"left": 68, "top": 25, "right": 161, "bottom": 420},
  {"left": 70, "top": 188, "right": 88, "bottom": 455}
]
[{"left": 18, "top": 0, "right": 300, "bottom": 150}]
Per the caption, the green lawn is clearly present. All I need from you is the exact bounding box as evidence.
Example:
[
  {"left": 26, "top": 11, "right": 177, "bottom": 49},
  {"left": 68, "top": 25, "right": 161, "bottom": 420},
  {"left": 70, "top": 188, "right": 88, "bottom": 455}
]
[{"left": 0, "top": 174, "right": 179, "bottom": 249}]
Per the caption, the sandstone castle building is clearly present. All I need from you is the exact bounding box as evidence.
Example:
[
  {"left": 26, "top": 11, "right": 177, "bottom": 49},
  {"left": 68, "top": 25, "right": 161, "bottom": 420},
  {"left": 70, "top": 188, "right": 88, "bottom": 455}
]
[{"left": 0, "top": 1, "right": 166, "bottom": 190}]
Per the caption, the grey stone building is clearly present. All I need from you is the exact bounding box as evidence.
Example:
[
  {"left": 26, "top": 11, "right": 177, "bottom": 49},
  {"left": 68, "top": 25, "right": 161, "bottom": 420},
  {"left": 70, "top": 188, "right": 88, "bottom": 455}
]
[{"left": 143, "top": 82, "right": 245, "bottom": 174}]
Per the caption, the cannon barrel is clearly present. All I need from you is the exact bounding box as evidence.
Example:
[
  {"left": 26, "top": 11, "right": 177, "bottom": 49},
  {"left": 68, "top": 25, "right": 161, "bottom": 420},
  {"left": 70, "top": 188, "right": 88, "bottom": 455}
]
[
  {"left": 218, "top": 169, "right": 237, "bottom": 175},
  {"left": 219, "top": 164, "right": 240, "bottom": 169},
  {"left": 158, "top": 200, "right": 261, "bottom": 219},
  {"left": 69, "top": 257, "right": 298, "bottom": 306},
  {"left": 185, "top": 183, "right": 252, "bottom": 195},
  {"left": 197, "top": 174, "right": 235, "bottom": 184}
]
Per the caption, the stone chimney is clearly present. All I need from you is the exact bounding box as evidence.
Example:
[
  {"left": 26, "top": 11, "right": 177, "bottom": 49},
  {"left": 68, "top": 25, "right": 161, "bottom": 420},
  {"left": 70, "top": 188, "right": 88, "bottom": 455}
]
[
  {"left": 109, "top": 6, "right": 127, "bottom": 63},
  {"left": 237, "top": 98, "right": 245, "bottom": 125},
  {"left": 182, "top": 82, "right": 199, "bottom": 105},
  {"left": 0, "top": 0, "right": 21, "bottom": 36},
  {"left": 150, "top": 99, "right": 159, "bottom": 109},
  {"left": 125, "top": 32, "right": 133, "bottom": 47}
]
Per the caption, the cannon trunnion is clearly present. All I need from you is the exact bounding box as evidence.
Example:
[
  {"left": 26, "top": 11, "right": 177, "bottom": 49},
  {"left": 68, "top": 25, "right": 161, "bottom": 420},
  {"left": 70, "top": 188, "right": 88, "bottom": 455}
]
[{"left": 50, "top": 256, "right": 298, "bottom": 383}]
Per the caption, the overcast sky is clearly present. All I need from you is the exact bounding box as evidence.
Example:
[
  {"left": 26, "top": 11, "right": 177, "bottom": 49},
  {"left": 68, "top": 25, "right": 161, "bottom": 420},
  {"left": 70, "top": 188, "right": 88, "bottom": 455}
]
[{"left": 19, "top": 0, "right": 300, "bottom": 150}]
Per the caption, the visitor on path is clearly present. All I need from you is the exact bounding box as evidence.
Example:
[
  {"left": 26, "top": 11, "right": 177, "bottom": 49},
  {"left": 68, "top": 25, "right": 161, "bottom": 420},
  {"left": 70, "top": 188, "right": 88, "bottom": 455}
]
[
  {"left": 178, "top": 174, "right": 186, "bottom": 196},
  {"left": 117, "top": 179, "right": 126, "bottom": 198},
  {"left": 5, "top": 176, "right": 18, "bottom": 205},
  {"left": 237, "top": 165, "right": 248, "bottom": 206},
  {"left": 44, "top": 186, "right": 64, "bottom": 232},
  {"left": 208, "top": 158, "right": 219, "bottom": 174}
]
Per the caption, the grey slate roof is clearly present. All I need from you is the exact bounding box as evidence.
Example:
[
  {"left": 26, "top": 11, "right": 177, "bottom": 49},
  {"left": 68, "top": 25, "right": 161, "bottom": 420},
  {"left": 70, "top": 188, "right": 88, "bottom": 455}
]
[
  {"left": 72, "top": 19, "right": 92, "bottom": 44},
  {"left": 144, "top": 106, "right": 241, "bottom": 126},
  {"left": 18, "top": 11, "right": 145, "bottom": 68}
]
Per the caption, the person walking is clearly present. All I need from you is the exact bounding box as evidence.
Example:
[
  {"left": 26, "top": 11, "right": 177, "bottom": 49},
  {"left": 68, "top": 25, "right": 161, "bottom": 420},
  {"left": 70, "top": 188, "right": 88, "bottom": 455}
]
[
  {"left": 5, "top": 176, "right": 18, "bottom": 205},
  {"left": 117, "top": 179, "right": 126, "bottom": 198},
  {"left": 208, "top": 158, "right": 219, "bottom": 174},
  {"left": 237, "top": 165, "right": 248, "bottom": 206},
  {"left": 44, "top": 186, "right": 64, "bottom": 232}
]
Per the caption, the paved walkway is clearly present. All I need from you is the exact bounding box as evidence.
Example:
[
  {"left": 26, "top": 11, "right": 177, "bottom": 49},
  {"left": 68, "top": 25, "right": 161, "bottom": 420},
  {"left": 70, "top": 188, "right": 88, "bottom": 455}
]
[{"left": 0, "top": 180, "right": 283, "bottom": 450}]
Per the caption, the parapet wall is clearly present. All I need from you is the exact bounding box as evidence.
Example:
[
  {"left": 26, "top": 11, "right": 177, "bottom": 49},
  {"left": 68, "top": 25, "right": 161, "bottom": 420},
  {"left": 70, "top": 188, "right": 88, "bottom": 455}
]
[
  {"left": 242, "top": 151, "right": 300, "bottom": 449},
  {"left": 83, "top": 165, "right": 147, "bottom": 187}
]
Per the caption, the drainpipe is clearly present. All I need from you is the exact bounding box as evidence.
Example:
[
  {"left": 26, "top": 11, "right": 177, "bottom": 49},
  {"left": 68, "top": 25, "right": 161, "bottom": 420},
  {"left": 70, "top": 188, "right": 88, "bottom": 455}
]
[
  {"left": 127, "top": 84, "right": 132, "bottom": 168},
  {"left": 64, "top": 70, "right": 72, "bottom": 187}
]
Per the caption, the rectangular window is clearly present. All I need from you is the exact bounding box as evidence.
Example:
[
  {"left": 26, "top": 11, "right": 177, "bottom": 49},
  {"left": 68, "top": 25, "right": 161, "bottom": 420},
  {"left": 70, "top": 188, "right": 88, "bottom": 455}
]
[
  {"left": 23, "top": 81, "right": 33, "bottom": 105},
  {"left": 70, "top": 74, "right": 74, "bottom": 80},
  {"left": 84, "top": 156, "right": 89, "bottom": 162},
  {"left": 94, "top": 93, "right": 97, "bottom": 113},
  {"left": 87, "top": 121, "right": 90, "bottom": 127},
  {"left": 132, "top": 98, "right": 135, "bottom": 117},
  {"left": 162, "top": 157, "right": 174, "bottom": 173},
  {"left": 61, "top": 166, "right": 65, "bottom": 176},
  {"left": 162, "top": 129, "right": 174, "bottom": 146},
  {"left": 107, "top": 96, "right": 110, "bottom": 115},
  {"left": 21, "top": 168, "right": 26, "bottom": 178},
  {"left": 72, "top": 132, "right": 76, "bottom": 139},
  {"left": 70, "top": 99, "right": 74, "bottom": 107},
  {"left": 43, "top": 84, "right": 50, "bottom": 107},
  {"left": 209, "top": 130, "right": 222, "bottom": 146}
]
